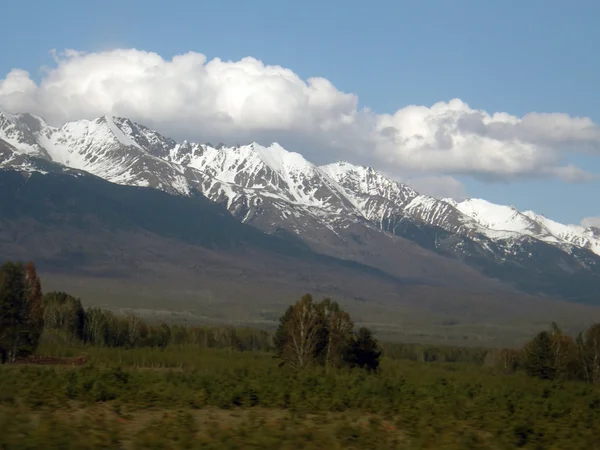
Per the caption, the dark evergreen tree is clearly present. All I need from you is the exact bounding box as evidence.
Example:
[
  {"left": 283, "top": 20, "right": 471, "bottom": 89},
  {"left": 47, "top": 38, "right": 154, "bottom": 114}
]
[
  {"left": 274, "top": 304, "right": 294, "bottom": 363},
  {"left": 0, "top": 262, "right": 27, "bottom": 362},
  {"left": 21, "top": 262, "right": 44, "bottom": 356},
  {"left": 344, "top": 327, "right": 382, "bottom": 372},
  {"left": 0, "top": 261, "right": 46, "bottom": 362},
  {"left": 523, "top": 330, "right": 556, "bottom": 380}
]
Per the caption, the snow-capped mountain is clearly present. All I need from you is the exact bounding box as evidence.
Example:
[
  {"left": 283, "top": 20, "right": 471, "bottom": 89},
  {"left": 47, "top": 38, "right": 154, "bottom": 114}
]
[
  {"left": 321, "top": 161, "right": 600, "bottom": 258},
  {"left": 2, "top": 109, "right": 599, "bottom": 302},
  {"left": 0, "top": 112, "right": 196, "bottom": 194}
]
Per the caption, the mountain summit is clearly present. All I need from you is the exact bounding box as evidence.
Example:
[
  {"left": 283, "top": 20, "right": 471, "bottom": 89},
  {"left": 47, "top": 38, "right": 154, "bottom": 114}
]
[{"left": 1, "top": 109, "right": 599, "bottom": 304}]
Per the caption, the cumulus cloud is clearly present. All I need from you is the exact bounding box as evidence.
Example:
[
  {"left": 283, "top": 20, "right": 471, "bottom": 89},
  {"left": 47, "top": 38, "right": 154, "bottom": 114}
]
[
  {"left": 581, "top": 217, "right": 600, "bottom": 228},
  {"left": 404, "top": 175, "right": 469, "bottom": 201},
  {"left": 1, "top": 48, "right": 599, "bottom": 182}
]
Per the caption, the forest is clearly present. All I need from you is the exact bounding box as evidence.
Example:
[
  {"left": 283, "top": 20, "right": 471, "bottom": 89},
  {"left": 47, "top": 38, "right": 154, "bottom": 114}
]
[{"left": 1, "top": 260, "right": 600, "bottom": 449}]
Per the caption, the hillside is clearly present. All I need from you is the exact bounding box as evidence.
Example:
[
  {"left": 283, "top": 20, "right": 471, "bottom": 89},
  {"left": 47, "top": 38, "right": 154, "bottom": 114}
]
[{"left": 1, "top": 169, "right": 599, "bottom": 345}]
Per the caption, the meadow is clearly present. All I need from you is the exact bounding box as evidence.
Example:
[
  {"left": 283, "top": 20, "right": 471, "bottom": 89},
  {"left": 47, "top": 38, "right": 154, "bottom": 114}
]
[{"left": 1, "top": 338, "right": 600, "bottom": 449}]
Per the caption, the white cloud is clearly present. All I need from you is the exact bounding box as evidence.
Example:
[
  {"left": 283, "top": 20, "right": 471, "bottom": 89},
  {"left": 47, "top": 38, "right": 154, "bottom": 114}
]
[
  {"left": 405, "top": 175, "right": 469, "bottom": 201},
  {"left": 581, "top": 217, "right": 600, "bottom": 228},
  {"left": 542, "top": 164, "right": 598, "bottom": 182},
  {"left": 1, "top": 48, "right": 599, "bottom": 181}
]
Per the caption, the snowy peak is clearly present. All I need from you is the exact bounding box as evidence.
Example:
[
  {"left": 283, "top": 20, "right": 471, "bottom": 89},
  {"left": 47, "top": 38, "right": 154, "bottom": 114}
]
[
  {"left": 320, "top": 161, "right": 417, "bottom": 205},
  {"left": 0, "top": 110, "right": 49, "bottom": 157},
  {"left": 441, "top": 198, "right": 458, "bottom": 207},
  {"left": 111, "top": 116, "right": 177, "bottom": 158},
  {"left": 11, "top": 112, "right": 49, "bottom": 133},
  {"left": 522, "top": 210, "right": 600, "bottom": 254},
  {"left": 454, "top": 199, "right": 600, "bottom": 254},
  {"left": 97, "top": 115, "right": 144, "bottom": 149},
  {"left": 1, "top": 108, "right": 599, "bottom": 261},
  {"left": 171, "top": 141, "right": 356, "bottom": 210},
  {"left": 251, "top": 142, "right": 314, "bottom": 177},
  {"left": 455, "top": 199, "right": 544, "bottom": 235},
  {"left": 38, "top": 116, "right": 146, "bottom": 169},
  {"left": 0, "top": 110, "right": 192, "bottom": 194},
  {"left": 318, "top": 161, "right": 481, "bottom": 236},
  {"left": 402, "top": 195, "right": 473, "bottom": 232}
]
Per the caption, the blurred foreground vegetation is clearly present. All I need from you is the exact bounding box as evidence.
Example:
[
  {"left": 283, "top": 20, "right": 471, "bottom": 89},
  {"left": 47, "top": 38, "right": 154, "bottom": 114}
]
[{"left": 2, "top": 343, "right": 600, "bottom": 449}]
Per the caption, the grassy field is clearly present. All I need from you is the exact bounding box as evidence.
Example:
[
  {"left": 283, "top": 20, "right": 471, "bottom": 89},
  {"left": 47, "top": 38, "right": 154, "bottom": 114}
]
[{"left": 1, "top": 343, "right": 600, "bottom": 449}]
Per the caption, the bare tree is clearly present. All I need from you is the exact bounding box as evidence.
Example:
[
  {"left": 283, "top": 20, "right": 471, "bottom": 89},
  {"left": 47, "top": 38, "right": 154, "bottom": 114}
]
[
  {"left": 577, "top": 323, "right": 600, "bottom": 383},
  {"left": 275, "top": 294, "right": 381, "bottom": 372},
  {"left": 320, "top": 298, "right": 353, "bottom": 370},
  {"left": 548, "top": 322, "right": 578, "bottom": 380},
  {"left": 276, "top": 294, "right": 324, "bottom": 369},
  {"left": 127, "top": 314, "right": 142, "bottom": 347},
  {"left": 84, "top": 308, "right": 108, "bottom": 346}
]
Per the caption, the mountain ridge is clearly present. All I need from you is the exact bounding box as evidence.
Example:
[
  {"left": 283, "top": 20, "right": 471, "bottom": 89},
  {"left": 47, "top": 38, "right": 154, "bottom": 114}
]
[{"left": 1, "top": 108, "right": 599, "bottom": 304}]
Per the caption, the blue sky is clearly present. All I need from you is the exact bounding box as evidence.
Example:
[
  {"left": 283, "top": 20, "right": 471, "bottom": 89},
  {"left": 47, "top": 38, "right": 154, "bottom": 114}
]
[{"left": 1, "top": 0, "right": 599, "bottom": 224}]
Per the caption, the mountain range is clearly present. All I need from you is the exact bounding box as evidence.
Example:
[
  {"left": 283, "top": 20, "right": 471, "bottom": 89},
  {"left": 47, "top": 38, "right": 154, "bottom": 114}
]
[{"left": 1, "top": 109, "right": 599, "bottom": 343}]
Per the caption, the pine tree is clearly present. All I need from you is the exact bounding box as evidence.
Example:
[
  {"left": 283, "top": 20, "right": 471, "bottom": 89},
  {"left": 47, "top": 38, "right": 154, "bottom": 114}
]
[
  {"left": 22, "top": 262, "right": 44, "bottom": 355},
  {"left": 523, "top": 330, "right": 556, "bottom": 380},
  {"left": 344, "top": 327, "right": 382, "bottom": 372},
  {"left": 0, "top": 262, "right": 28, "bottom": 362}
]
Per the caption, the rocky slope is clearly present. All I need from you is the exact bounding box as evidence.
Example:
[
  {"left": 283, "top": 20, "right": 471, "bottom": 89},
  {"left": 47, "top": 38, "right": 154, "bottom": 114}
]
[{"left": 1, "top": 109, "right": 599, "bottom": 304}]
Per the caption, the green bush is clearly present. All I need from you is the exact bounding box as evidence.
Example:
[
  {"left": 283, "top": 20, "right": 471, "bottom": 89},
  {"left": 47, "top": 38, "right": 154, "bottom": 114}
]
[{"left": 1, "top": 346, "right": 600, "bottom": 448}]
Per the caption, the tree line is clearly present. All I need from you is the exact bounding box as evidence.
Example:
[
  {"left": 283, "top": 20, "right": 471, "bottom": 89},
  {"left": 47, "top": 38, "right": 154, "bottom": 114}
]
[
  {"left": 0, "top": 261, "right": 274, "bottom": 360},
  {"left": 493, "top": 321, "right": 600, "bottom": 383},
  {"left": 35, "top": 291, "right": 275, "bottom": 352},
  {"left": 2, "top": 259, "right": 600, "bottom": 383},
  {"left": 0, "top": 261, "right": 380, "bottom": 371}
]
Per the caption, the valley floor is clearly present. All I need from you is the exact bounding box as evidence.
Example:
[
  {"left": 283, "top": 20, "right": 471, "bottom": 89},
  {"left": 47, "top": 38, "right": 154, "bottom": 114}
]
[{"left": 41, "top": 273, "right": 600, "bottom": 348}]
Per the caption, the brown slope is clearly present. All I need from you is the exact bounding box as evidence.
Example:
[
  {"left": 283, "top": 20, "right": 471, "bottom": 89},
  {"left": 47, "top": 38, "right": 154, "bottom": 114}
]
[{"left": 9, "top": 222, "right": 598, "bottom": 347}]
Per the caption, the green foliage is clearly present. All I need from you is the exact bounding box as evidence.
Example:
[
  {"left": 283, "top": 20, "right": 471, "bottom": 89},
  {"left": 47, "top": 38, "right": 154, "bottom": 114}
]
[
  {"left": 0, "top": 406, "right": 121, "bottom": 449},
  {"left": 1, "top": 346, "right": 600, "bottom": 448},
  {"left": 0, "top": 261, "right": 26, "bottom": 363},
  {"left": 344, "top": 327, "right": 382, "bottom": 372},
  {"left": 274, "top": 294, "right": 380, "bottom": 371},
  {"left": 43, "top": 291, "right": 86, "bottom": 342},
  {"left": 518, "top": 322, "right": 583, "bottom": 382},
  {"left": 577, "top": 323, "right": 600, "bottom": 383},
  {"left": 381, "top": 340, "right": 490, "bottom": 364},
  {"left": 0, "top": 261, "right": 44, "bottom": 363},
  {"left": 523, "top": 330, "right": 556, "bottom": 380}
]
